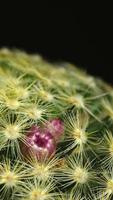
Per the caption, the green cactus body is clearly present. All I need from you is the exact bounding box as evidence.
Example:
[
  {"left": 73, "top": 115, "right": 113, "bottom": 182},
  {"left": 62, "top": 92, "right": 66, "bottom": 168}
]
[{"left": 0, "top": 48, "right": 113, "bottom": 199}]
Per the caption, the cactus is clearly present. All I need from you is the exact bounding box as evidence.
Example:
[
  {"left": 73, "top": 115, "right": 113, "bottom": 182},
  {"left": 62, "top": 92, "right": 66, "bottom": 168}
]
[{"left": 0, "top": 48, "right": 113, "bottom": 200}]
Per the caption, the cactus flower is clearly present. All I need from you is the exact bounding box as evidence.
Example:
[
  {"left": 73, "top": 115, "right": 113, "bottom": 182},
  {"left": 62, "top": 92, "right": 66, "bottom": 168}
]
[
  {"left": 21, "top": 125, "right": 56, "bottom": 159},
  {"left": 45, "top": 118, "right": 64, "bottom": 141}
]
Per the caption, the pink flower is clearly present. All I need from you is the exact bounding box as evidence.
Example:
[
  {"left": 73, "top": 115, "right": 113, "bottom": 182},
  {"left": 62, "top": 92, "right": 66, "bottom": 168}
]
[
  {"left": 21, "top": 125, "right": 56, "bottom": 159},
  {"left": 45, "top": 119, "right": 64, "bottom": 141},
  {"left": 21, "top": 118, "right": 64, "bottom": 160}
]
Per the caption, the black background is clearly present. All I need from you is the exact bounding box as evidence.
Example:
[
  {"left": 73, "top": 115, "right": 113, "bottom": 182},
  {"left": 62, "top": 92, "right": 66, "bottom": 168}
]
[{"left": 0, "top": 6, "right": 112, "bottom": 84}]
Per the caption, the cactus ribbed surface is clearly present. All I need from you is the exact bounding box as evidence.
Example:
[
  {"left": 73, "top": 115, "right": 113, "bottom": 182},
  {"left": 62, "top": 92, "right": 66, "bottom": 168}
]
[{"left": 0, "top": 48, "right": 113, "bottom": 199}]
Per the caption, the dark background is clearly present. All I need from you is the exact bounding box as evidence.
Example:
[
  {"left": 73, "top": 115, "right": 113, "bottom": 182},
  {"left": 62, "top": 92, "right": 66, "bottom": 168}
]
[{"left": 0, "top": 6, "right": 112, "bottom": 84}]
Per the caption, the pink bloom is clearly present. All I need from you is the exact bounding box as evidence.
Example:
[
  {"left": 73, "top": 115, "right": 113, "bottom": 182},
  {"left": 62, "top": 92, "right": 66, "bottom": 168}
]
[
  {"left": 21, "top": 125, "right": 56, "bottom": 159},
  {"left": 45, "top": 119, "right": 64, "bottom": 141}
]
